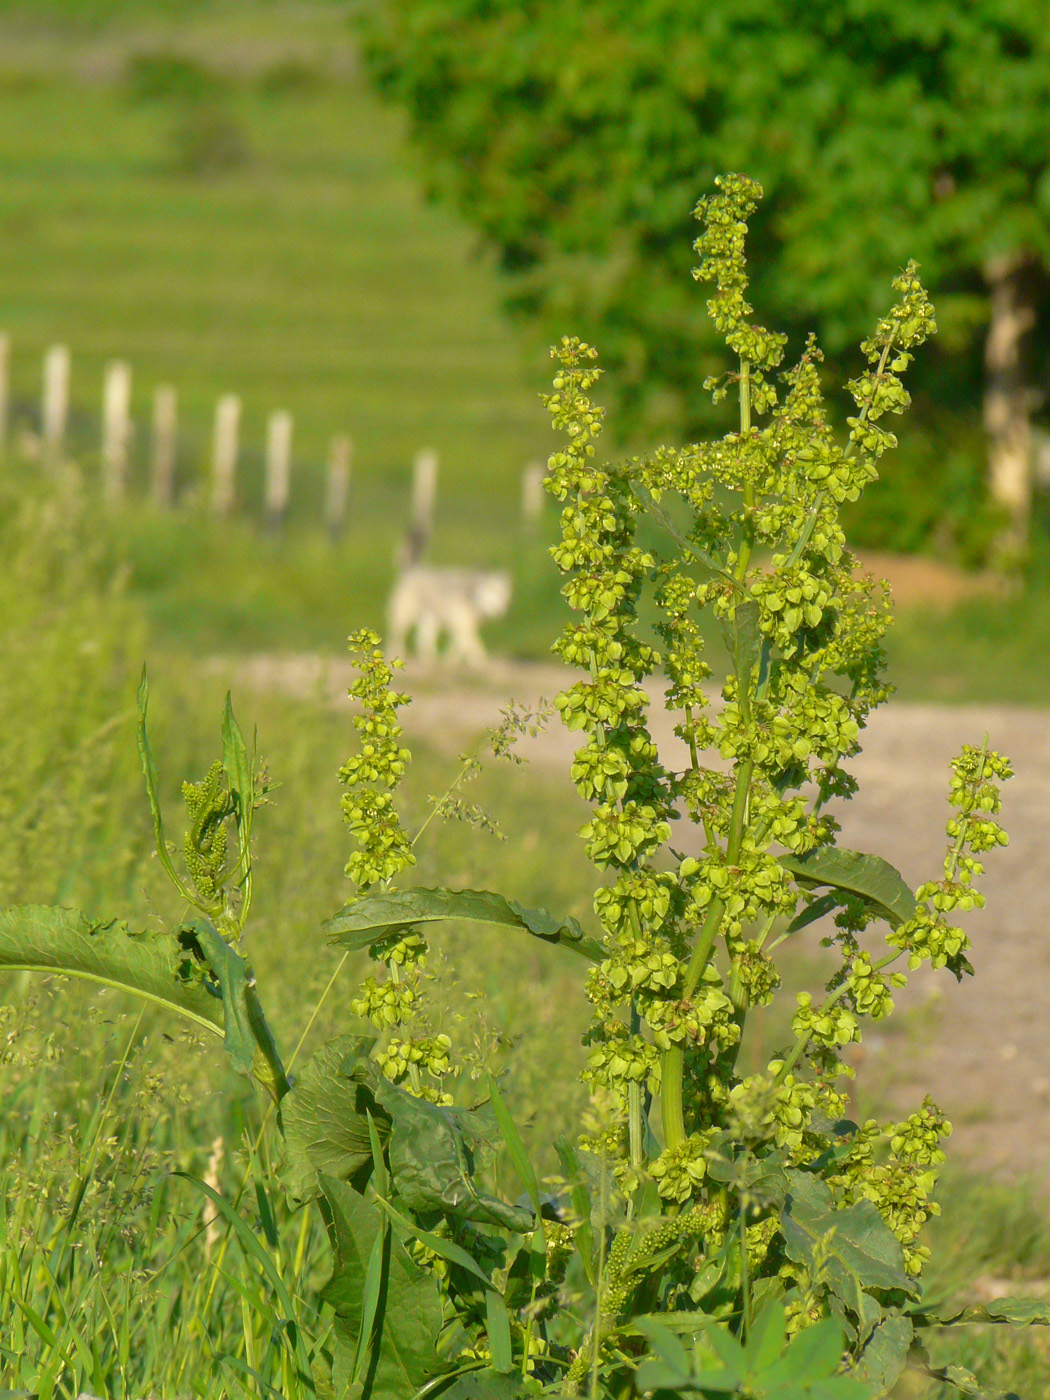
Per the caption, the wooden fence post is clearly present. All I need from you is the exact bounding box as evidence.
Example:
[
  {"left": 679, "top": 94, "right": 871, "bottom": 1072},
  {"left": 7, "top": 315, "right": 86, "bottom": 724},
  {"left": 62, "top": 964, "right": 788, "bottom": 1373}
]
[
  {"left": 211, "top": 393, "right": 241, "bottom": 515},
  {"left": 325, "top": 433, "right": 352, "bottom": 537},
  {"left": 101, "top": 360, "right": 132, "bottom": 505},
  {"left": 42, "top": 344, "right": 70, "bottom": 462},
  {"left": 264, "top": 409, "right": 293, "bottom": 529},
  {"left": 521, "top": 460, "right": 545, "bottom": 528},
  {"left": 151, "top": 385, "right": 177, "bottom": 507},
  {"left": 0, "top": 332, "right": 9, "bottom": 455}
]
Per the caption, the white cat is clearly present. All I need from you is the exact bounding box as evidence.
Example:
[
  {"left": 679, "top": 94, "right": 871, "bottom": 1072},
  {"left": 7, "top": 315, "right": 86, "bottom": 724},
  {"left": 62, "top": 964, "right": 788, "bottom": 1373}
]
[{"left": 387, "top": 566, "right": 511, "bottom": 666}]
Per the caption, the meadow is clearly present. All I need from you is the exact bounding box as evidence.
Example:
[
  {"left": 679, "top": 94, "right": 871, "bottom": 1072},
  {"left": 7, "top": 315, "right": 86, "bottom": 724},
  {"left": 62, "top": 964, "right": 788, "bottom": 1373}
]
[{"left": 2, "top": 4, "right": 1050, "bottom": 1397}]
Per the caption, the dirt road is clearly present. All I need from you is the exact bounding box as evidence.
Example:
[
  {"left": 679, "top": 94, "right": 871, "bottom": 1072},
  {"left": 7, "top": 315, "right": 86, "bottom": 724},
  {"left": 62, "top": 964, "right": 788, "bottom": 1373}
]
[{"left": 221, "top": 653, "right": 1050, "bottom": 1183}]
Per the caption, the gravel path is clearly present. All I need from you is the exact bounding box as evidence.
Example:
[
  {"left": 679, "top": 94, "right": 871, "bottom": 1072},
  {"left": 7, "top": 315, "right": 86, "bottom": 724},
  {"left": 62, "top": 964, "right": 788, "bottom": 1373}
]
[{"left": 217, "top": 653, "right": 1050, "bottom": 1184}]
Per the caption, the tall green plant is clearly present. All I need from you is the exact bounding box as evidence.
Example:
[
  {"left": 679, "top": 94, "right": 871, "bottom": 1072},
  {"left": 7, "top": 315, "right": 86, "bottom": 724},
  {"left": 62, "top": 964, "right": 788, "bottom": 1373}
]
[{"left": 1, "top": 176, "right": 1045, "bottom": 1399}]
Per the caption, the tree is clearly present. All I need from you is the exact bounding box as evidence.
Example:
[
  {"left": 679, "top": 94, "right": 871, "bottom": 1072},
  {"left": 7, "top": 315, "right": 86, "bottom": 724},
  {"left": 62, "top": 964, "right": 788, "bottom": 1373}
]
[{"left": 356, "top": 0, "right": 1050, "bottom": 558}]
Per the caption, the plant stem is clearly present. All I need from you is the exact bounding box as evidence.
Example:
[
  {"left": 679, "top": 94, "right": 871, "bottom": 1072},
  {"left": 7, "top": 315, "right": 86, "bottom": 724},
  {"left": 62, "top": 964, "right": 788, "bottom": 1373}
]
[
  {"left": 739, "top": 1201, "right": 752, "bottom": 1338},
  {"left": 661, "top": 889, "right": 729, "bottom": 1150}
]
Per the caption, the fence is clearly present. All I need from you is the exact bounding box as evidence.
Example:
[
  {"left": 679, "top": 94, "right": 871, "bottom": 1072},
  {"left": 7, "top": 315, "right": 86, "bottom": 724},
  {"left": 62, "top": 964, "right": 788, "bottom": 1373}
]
[{"left": 0, "top": 335, "right": 548, "bottom": 541}]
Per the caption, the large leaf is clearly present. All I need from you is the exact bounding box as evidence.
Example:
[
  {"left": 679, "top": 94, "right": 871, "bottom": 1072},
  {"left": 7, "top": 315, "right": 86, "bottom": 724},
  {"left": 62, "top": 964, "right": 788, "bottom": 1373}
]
[
  {"left": 319, "top": 1174, "right": 443, "bottom": 1400},
  {"left": 179, "top": 918, "right": 289, "bottom": 1100},
  {"left": 0, "top": 904, "right": 223, "bottom": 1030},
  {"left": 779, "top": 848, "right": 916, "bottom": 928},
  {"left": 780, "top": 1171, "right": 917, "bottom": 1317},
  {"left": 278, "top": 1035, "right": 383, "bottom": 1205},
  {"left": 372, "top": 1074, "right": 533, "bottom": 1233},
  {"left": 851, "top": 1312, "right": 913, "bottom": 1393},
  {"left": 915, "top": 1294, "right": 1050, "bottom": 1329},
  {"left": 324, "top": 887, "right": 605, "bottom": 963},
  {"left": 0, "top": 905, "right": 287, "bottom": 1100},
  {"left": 721, "top": 597, "right": 761, "bottom": 691}
]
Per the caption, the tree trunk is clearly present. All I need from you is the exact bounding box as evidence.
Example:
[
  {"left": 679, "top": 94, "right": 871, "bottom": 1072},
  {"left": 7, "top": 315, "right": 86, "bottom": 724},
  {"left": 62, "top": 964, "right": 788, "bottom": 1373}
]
[{"left": 983, "top": 254, "right": 1036, "bottom": 561}]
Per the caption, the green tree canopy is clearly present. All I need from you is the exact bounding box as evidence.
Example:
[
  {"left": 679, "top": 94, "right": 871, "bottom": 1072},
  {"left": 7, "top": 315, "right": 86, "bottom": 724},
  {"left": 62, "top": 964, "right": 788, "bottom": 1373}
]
[{"left": 357, "top": 0, "right": 1050, "bottom": 556}]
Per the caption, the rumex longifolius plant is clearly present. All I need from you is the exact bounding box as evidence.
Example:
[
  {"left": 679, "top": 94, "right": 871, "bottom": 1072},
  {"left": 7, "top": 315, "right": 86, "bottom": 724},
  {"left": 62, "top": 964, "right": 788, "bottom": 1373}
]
[{"left": 0, "top": 175, "right": 1042, "bottom": 1400}]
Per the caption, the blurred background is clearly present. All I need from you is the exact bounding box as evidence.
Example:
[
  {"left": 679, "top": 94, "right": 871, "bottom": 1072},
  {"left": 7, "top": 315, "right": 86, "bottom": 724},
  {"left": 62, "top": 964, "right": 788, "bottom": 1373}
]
[
  {"left": 0, "top": 0, "right": 1048, "bottom": 692},
  {"left": 2, "top": 2, "right": 1050, "bottom": 1393}
]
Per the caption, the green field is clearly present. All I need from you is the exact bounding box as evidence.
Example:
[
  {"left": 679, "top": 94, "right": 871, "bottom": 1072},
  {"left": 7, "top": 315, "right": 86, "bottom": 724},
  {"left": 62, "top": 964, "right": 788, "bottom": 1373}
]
[{"left": 0, "top": 2, "right": 552, "bottom": 503}]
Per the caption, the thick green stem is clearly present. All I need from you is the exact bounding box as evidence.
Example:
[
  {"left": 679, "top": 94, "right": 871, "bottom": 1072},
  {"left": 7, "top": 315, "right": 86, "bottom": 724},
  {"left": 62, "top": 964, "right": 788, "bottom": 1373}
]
[
  {"left": 726, "top": 759, "right": 754, "bottom": 865},
  {"left": 628, "top": 997, "right": 645, "bottom": 1185},
  {"left": 660, "top": 1046, "right": 685, "bottom": 1151},
  {"left": 734, "top": 359, "right": 756, "bottom": 582},
  {"left": 661, "top": 894, "right": 726, "bottom": 1149}
]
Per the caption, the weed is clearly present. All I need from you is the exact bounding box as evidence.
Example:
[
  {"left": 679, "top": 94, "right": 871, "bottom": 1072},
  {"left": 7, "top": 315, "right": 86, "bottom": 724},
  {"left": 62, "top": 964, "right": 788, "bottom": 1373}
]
[{"left": 4, "top": 175, "right": 1047, "bottom": 1399}]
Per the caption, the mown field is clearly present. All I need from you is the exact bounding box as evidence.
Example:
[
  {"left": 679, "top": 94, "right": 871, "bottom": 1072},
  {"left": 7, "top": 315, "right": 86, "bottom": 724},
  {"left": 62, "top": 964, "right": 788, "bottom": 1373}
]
[{"left": 2, "top": 3, "right": 1050, "bottom": 1396}]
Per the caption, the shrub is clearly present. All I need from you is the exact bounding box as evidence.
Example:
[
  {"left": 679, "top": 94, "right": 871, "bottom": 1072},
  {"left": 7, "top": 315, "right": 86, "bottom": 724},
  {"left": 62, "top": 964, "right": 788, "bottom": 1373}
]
[{"left": 124, "top": 49, "right": 228, "bottom": 105}]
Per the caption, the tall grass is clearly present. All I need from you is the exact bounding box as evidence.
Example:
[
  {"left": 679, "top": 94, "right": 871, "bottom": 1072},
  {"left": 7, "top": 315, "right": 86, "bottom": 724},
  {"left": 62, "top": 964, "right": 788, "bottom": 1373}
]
[{"left": 1, "top": 462, "right": 1048, "bottom": 1395}]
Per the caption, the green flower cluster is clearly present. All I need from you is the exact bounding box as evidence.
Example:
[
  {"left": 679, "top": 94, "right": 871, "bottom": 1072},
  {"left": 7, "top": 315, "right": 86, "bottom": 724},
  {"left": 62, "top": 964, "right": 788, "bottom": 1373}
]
[
  {"left": 890, "top": 743, "right": 1012, "bottom": 976},
  {"left": 338, "top": 628, "right": 415, "bottom": 890},
  {"left": 181, "top": 759, "right": 234, "bottom": 911},
  {"left": 340, "top": 632, "right": 455, "bottom": 1100},
  {"left": 829, "top": 1099, "right": 951, "bottom": 1274},
  {"left": 544, "top": 172, "right": 1010, "bottom": 1316}
]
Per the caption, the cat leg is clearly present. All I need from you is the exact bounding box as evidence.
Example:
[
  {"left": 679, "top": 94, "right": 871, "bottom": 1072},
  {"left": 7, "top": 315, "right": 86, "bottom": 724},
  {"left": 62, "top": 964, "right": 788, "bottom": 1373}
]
[
  {"left": 451, "top": 606, "right": 487, "bottom": 667},
  {"left": 387, "top": 591, "right": 410, "bottom": 660},
  {"left": 416, "top": 611, "right": 440, "bottom": 665}
]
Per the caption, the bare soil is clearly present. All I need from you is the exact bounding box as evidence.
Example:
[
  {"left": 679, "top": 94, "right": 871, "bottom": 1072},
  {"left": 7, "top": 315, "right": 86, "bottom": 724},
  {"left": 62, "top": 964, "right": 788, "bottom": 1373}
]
[{"left": 215, "top": 651, "right": 1050, "bottom": 1185}]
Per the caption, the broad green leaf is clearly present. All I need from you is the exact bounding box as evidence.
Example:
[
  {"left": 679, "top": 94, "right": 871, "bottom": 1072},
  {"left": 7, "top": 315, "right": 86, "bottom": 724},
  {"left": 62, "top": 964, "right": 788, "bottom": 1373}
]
[
  {"left": 922, "top": 1362, "right": 995, "bottom": 1398},
  {"left": 706, "top": 1323, "right": 747, "bottom": 1380},
  {"left": 181, "top": 918, "right": 289, "bottom": 1100},
  {"left": 0, "top": 905, "right": 288, "bottom": 1099},
  {"left": 0, "top": 903, "right": 224, "bottom": 1033},
  {"left": 779, "top": 848, "right": 917, "bottom": 928},
  {"left": 372, "top": 1192, "right": 495, "bottom": 1292},
  {"left": 851, "top": 1313, "right": 913, "bottom": 1393},
  {"left": 747, "top": 1300, "right": 787, "bottom": 1372},
  {"left": 722, "top": 597, "right": 761, "bottom": 691},
  {"left": 634, "top": 1315, "right": 692, "bottom": 1373},
  {"left": 780, "top": 1171, "right": 917, "bottom": 1316},
  {"left": 554, "top": 1135, "right": 596, "bottom": 1286},
  {"left": 278, "top": 1035, "right": 382, "bottom": 1205},
  {"left": 324, "top": 886, "right": 605, "bottom": 963},
  {"left": 373, "top": 1075, "right": 533, "bottom": 1233},
  {"left": 319, "top": 1174, "right": 443, "bottom": 1400},
  {"left": 221, "top": 692, "right": 255, "bottom": 896},
  {"left": 915, "top": 1294, "right": 1050, "bottom": 1329},
  {"left": 763, "top": 1316, "right": 844, "bottom": 1383},
  {"left": 485, "top": 1289, "right": 513, "bottom": 1374},
  {"left": 221, "top": 692, "right": 252, "bottom": 831},
  {"left": 963, "top": 1295, "right": 1050, "bottom": 1326}
]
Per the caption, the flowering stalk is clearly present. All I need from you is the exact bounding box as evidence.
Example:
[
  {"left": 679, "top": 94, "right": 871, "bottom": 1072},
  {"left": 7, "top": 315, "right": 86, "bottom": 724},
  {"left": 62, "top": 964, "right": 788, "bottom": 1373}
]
[{"left": 545, "top": 175, "right": 1008, "bottom": 1289}]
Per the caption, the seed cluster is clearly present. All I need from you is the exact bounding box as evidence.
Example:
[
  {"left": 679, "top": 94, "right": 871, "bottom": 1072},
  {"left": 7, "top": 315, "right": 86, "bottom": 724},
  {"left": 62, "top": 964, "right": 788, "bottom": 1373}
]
[{"left": 543, "top": 173, "right": 1009, "bottom": 1280}]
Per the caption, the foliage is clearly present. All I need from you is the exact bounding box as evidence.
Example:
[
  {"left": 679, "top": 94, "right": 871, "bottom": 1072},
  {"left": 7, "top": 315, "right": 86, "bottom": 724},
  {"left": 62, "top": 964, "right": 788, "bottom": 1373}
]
[
  {"left": 0, "top": 464, "right": 147, "bottom": 907},
  {"left": 354, "top": 0, "right": 1050, "bottom": 555},
  {"left": 124, "top": 49, "right": 229, "bottom": 105},
  {"left": 3, "top": 176, "right": 1047, "bottom": 1399}
]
